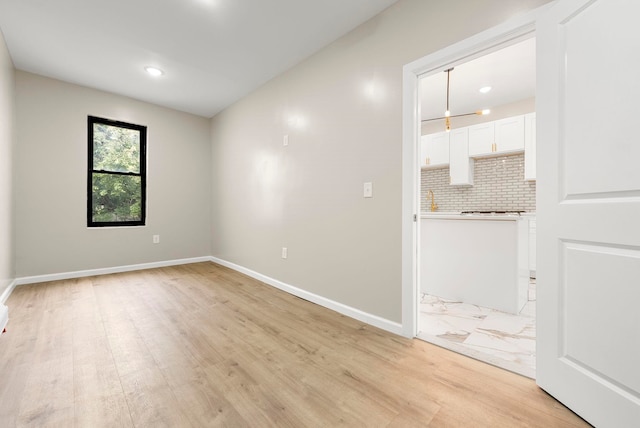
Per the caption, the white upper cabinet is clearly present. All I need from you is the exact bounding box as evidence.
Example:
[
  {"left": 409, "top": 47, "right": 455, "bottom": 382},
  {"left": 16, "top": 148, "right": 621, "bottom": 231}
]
[
  {"left": 468, "top": 114, "right": 526, "bottom": 157},
  {"left": 449, "top": 127, "right": 474, "bottom": 186},
  {"left": 524, "top": 112, "right": 536, "bottom": 181},
  {"left": 420, "top": 131, "right": 449, "bottom": 168},
  {"left": 468, "top": 121, "right": 495, "bottom": 156},
  {"left": 422, "top": 113, "right": 535, "bottom": 184},
  {"left": 494, "top": 115, "right": 525, "bottom": 153}
]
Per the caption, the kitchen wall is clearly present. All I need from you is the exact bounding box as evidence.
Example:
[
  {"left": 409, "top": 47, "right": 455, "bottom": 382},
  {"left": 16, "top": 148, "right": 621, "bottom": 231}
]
[
  {"left": 421, "top": 153, "right": 536, "bottom": 213},
  {"left": 15, "top": 72, "right": 212, "bottom": 277},
  {"left": 0, "top": 29, "right": 15, "bottom": 298},
  {"left": 210, "top": 0, "right": 551, "bottom": 324}
]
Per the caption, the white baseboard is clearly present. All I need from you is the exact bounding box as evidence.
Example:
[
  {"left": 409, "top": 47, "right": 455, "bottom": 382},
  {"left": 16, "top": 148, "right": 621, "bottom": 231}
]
[
  {"left": 1, "top": 279, "right": 17, "bottom": 305},
  {"left": 4, "top": 255, "right": 403, "bottom": 337},
  {"left": 2, "top": 258, "right": 210, "bottom": 334},
  {"left": 1, "top": 280, "right": 17, "bottom": 335},
  {"left": 0, "top": 304, "right": 8, "bottom": 333},
  {"left": 209, "top": 256, "right": 403, "bottom": 336},
  {"left": 14, "top": 256, "right": 212, "bottom": 286}
]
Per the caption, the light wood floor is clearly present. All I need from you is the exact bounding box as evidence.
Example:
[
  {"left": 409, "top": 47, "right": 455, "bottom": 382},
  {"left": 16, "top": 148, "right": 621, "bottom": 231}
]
[{"left": 0, "top": 262, "right": 590, "bottom": 427}]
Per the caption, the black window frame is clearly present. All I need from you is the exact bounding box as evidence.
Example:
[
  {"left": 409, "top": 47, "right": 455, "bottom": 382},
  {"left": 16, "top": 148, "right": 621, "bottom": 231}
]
[{"left": 87, "top": 116, "right": 147, "bottom": 227}]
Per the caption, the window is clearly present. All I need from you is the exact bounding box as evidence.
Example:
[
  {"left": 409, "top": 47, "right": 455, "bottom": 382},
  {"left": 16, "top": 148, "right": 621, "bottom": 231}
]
[{"left": 87, "top": 116, "right": 146, "bottom": 227}]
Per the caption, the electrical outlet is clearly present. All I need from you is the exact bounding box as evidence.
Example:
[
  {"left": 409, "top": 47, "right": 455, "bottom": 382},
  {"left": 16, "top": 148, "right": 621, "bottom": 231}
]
[
  {"left": 153, "top": 235, "right": 160, "bottom": 244},
  {"left": 281, "top": 247, "right": 287, "bottom": 259}
]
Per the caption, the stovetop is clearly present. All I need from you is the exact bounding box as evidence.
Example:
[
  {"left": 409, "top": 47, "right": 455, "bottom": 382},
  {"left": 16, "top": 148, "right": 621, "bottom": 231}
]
[{"left": 460, "top": 210, "right": 524, "bottom": 216}]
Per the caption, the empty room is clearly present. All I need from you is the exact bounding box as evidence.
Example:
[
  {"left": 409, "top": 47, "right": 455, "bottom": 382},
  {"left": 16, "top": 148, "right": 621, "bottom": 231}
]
[{"left": 0, "top": 1, "right": 637, "bottom": 427}]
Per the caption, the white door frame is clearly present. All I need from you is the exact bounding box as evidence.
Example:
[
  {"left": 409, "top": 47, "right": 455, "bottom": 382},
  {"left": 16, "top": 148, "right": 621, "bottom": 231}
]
[{"left": 400, "top": 4, "right": 552, "bottom": 338}]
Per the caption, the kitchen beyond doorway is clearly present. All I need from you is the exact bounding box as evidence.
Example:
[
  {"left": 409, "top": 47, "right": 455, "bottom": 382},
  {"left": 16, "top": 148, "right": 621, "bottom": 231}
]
[{"left": 416, "top": 36, "right": 537, "bottom": 378}]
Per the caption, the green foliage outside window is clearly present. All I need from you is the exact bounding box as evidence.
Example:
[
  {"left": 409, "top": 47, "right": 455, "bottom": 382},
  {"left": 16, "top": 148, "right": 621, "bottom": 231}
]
[{"left": 89, "top": 117, "right": 146, "bottom": 226}]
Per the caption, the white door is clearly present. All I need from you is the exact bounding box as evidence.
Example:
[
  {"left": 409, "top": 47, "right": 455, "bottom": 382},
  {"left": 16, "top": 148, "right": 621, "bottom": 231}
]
[{"left": 537, "top": 1, "right": 640, "bottom": 427}]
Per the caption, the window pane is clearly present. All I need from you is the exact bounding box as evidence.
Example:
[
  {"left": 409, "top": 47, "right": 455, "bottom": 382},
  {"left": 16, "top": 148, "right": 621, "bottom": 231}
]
[
  {"left": 91, "top": 173, "right": 142, "bottom": 222},
  {"left": 93, "top": 123, "right": 140, "bottom": 173}
]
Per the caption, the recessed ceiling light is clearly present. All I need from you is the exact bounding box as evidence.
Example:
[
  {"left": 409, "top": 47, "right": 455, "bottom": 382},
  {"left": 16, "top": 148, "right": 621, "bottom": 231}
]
[
  {"left": 144, "top": 66, "right": 164, "bottom": 77},
  {"left": 479, "top": 86, "right": 492, "bottom": 94}
]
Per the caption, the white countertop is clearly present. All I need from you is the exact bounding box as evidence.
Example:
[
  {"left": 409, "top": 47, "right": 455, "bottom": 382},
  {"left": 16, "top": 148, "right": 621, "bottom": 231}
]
[{"left": 421, "top": 212, "right": 529, "bottom": 221}]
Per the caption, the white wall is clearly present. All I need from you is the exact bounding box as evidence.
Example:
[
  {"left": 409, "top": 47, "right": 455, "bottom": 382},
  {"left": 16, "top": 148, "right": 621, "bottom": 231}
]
[
  {"left": 15, "top": 72, "right": 212, "bottom": 277},
  {"left": 210, "top": 0, "right": 551, "bottom": 323},
  {"left": 0, "top": 29, "right": 15, "bottom": 298}
]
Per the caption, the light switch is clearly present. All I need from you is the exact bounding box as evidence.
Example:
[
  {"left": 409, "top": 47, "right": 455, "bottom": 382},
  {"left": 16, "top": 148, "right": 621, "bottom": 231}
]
[
  {"left": 363, "top": 182, "right": 373, "bottom": 198},
  {"left": 283, "top": 134, "right": 289, "bottom": 146}
]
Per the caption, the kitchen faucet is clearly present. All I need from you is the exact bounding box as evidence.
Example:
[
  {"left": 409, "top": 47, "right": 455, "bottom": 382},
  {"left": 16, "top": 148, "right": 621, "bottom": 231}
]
[{"left": 427, "top": 190, "right": 438, "bottom": 212}]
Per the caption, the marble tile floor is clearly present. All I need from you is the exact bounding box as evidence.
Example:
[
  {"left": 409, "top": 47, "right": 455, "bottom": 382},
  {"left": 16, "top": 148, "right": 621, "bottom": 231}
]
[{"left": 418, "top": 279, "right": 536, "bottom": 379}]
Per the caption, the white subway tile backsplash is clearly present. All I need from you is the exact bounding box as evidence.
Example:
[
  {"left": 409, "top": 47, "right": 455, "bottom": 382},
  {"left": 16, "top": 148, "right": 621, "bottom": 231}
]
[{"left": 421, "top": 153, "right": 536, "bottom": 213}]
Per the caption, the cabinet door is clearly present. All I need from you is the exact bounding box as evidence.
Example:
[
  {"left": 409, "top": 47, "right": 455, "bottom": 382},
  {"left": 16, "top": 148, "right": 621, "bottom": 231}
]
[
  {"left": 468, "top": 122, "right": 495, "bottom": 156},
  {"left": 524, "top": 113, "right": 536, "bottom": 180},
  {"left": 449, "top": 127, "right": 474, "bottom": 185},
  {"left": 419, "top": 136, "right": 429, "bottom": 168},
  {"left": 421, "top": 132, "right": 449, "bottom": 167},
  {"left": 495, "top": 115, "right": 525, "bottom": 153}
]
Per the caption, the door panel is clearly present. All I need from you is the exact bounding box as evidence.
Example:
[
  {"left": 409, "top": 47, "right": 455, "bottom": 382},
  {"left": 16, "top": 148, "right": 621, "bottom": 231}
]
[
  {"left": 563, "top": 242, "right": 640, "bottom": 393},
  {"left": 561, "top": 0, "right": 640, "bottom": 196},
  {"left": 537, "top": 0, "right": 640, "bottom": 426}
]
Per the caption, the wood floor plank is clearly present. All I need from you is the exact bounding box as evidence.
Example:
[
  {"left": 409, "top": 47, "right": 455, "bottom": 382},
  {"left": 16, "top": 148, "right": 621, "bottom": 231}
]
[
  {"left": 74, "top": 393, "right": 134, "bottom": 428},
  {"left": 73, "top": 335, "right": 123, "bottom": 400},
  {"left": 168, "top": 376, "right": 249, "bottom": 427},
  {"left": 16, "top": 355, "right": 75, "bottom": 427},
  {"left": 0, "top": 262, "right": 591, "bottom": 427}
]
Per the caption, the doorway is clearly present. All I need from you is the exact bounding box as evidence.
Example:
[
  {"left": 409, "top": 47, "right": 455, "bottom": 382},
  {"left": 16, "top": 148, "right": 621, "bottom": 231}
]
[
  {"left": 399, "top": 10, "right": 539, "bottom": 373},
  {"left": 416, "top": 39, "right": 537, "bottom": 378},
  {"left": 403, "top": 2, "right": 640, "bottom": 425}
]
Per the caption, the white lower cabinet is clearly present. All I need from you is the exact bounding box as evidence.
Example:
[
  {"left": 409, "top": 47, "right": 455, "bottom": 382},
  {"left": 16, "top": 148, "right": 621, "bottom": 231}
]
[
  {"left": 421, "top": 216, "right": 529, "bottom": 314},
  {"left": 449, "top": 127, "right": 473, "bottom": 185}
]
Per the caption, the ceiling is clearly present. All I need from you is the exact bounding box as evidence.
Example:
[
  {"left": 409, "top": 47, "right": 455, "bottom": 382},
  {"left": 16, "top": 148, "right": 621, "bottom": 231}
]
[
  {"left": 0, "top": 0, "right": 398, "bottom": 118},
  {"left": 420, "top": 38, "right": 536, "bottom": 122}
]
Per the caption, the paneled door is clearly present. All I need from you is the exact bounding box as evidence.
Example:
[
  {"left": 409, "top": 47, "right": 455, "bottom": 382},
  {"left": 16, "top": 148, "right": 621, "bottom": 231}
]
[{"left": 537, "top": 1, "right": 640, "bottom": 427}]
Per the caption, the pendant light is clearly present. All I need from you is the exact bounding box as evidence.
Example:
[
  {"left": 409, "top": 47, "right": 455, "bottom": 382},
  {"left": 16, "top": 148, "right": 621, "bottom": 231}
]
[{"left": 422, "top": 67, "right": 490, "bottom": 132}]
